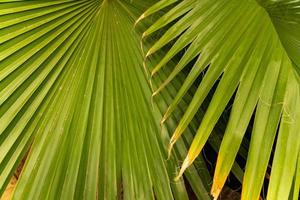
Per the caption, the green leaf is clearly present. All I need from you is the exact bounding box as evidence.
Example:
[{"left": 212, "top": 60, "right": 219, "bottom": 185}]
[
  {"left": 266, "top": 70, "right": 300, "bottom": 200},
  {"left": 139, "top": 0, "right": 300, "bottom": 199},
  {"left": 0, "top": 0, "right": 212, "bottom": 199}
]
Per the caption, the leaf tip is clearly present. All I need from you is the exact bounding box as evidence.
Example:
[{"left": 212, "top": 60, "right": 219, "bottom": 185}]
[
  {"left": 174, "top": 156, "right": 191, "bottom": 181},
  {"left": 152, "top": 90, "right": 159, "bottom": 97},
  {"left": 211, "top": 187, "right": 221, "bottom": 200},
  {"left": 167, "top": 139, "right": 176, "bottom": 159},
  {"left": 135, "top": 14, "right": 145, "bottom": 27},
  {"left": 160, "top": 113, "right": 168, "bottom": 125},
  {"left": 211, "top": 183, "right": 222, "bottom": 200},
  {"left": 146, "top": 50, "right": 152, "bottom": 58}
]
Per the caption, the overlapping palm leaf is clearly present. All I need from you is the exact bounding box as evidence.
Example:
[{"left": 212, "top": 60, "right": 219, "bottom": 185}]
[
  {"left": 0, "top": 0, "right": 215, "bottom": 199},
  {"left": 138, "top": 0, "right": 300, "bottom": 199}
]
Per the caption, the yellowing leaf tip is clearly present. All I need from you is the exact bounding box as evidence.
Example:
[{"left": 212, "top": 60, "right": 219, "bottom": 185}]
[
  {"left": 167, "top": 139, "right": 176, "bottom": 159},
  {"left": 174, "top": 156, "right": 191, "bottom": 181},
  {"left": 152, "top": 90, "right": 159, "bottom": 97},
  {"left": 134, "top": 14, "right": 145, "bottom": 27},
  {"left": 211, "top": 186, "right": 222, "bottom": 200}
]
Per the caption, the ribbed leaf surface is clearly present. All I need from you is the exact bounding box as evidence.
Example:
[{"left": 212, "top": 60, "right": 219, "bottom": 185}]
[
  {"left": 0, "top": 0, "right": 212, "bottom": 199},
  {"left": 138, "top": 0, "right": 300, "bottom": 199}
]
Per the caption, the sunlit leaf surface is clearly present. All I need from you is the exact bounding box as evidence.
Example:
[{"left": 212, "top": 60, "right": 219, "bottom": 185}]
[
  {"left": 139, "top": 0, "right": 300, "bottom": 199},
  {"left": 0, "top": 0, "right": 213, "bottom": 199}
]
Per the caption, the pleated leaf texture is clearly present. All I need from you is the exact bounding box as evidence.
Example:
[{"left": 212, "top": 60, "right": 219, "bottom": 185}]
[
  {"left": 0, "top": 0, "right": 216, "bottom": 199},
  {"left": 138, "top": 0, "right": 300, "bottom": 200}
]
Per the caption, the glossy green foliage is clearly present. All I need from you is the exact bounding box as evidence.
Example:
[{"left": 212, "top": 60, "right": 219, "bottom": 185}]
[
  {"left": 0, "top": 0, "right": 214, "bottom": 199},
  {"left": 138, "top": 0, "right": 300, "bottom": 199}
]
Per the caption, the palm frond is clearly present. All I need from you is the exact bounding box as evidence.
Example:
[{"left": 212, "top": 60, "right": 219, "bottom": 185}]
[
  {"left": 0, "top": 0, "right": 212, "bottom": 199},
  {"left": 138, "top": 0, "right": 300, "bottom": 199}
]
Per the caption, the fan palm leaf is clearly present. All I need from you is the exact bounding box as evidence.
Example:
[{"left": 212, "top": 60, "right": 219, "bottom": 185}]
[
  {"left": 0, "top": 0, "right": 213, "bottom": 199},
  {"left": 138, "top": 0, "right": 300, "bottom": 199}
]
